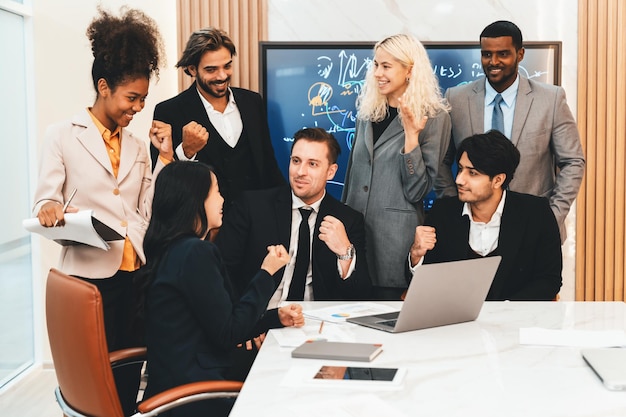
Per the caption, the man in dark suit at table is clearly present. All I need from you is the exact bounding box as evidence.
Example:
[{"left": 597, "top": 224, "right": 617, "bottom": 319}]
[
  {"left": 410, "top": 131, "right": 562, "bottom": 301},
  {"left": 216, "top": 127, "right": 371, "bottom": 307},
  {"left": 436, "top": 20, "right": 585, "bottom": 242},
  {"left": 151, "top": 27, "right": 284, "bottom": 210}
]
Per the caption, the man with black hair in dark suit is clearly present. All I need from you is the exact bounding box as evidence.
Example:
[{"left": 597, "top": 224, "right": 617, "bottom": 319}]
[{"left": 410, "top": 130, "right": 562, "bottom": 301}]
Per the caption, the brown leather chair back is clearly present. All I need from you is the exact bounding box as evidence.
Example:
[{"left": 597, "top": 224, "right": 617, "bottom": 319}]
[{"left": 46, "top": 268, "right": 125, "bottom": 417}]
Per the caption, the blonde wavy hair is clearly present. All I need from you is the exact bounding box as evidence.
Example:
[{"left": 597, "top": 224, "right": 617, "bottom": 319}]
[{"left": 357, "top": 34, "right": 449, "bottom": 122}]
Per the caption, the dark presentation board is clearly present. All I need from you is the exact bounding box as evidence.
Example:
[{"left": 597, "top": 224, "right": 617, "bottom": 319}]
[{"left": 260, "top": 41, "right": 561, "bottom": 201}]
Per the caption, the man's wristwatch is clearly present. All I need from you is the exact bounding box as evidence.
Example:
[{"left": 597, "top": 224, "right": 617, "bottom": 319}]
[{"left": 337, "top": 244, "right": 355, "bottom": 261}]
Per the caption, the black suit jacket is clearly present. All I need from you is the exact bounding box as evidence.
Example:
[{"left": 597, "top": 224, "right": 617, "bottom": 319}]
[
  {"left": 144, "top": 237, "right": 280, "bottom": 416},
  {"left": 151, "top": 84, "right": 285, "bottom": 192},
  {"left": 216, "top": 186, "right": 371, "bottom": 301},
  {"left": 422, "top": 192, "right": 562, "bottom": 301}
]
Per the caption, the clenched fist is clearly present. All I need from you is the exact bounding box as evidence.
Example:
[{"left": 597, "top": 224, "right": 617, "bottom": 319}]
[{"left": 181, "top": 121, "right": 209, "bottom": 158}]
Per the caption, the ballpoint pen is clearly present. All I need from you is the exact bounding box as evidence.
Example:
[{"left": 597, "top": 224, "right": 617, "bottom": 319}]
[{"left": 54, "top": 188, "right": 77, "bottom": 227}]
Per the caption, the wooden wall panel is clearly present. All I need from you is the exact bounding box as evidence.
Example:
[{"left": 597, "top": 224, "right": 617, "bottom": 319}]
[
  {"left": 577, "top": 0, "right": 626, "bottom": 300},
  {"left": 176, "top": 0, "right": 268, "bottom": 92}
]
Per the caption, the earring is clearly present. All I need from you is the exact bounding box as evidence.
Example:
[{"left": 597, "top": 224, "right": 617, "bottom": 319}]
[{"left": 406, "top": 77, "right": 410, "bottom": 83}]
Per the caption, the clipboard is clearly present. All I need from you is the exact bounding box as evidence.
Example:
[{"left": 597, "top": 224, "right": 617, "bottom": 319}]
[{"left": 23, "top": 210, "right": 124, "bottom": 250}]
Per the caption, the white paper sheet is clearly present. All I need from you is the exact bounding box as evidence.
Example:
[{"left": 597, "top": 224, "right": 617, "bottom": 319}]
[
  {"left": 23, "top": 210, "right": 122, "bottom": 250},
  {"left": 519, "top": 327, "right": 626, "bottom": 347},
  {"left": 303, "top": 302, "right": 398, "bottom": 323},
  {"left": 270, "top": 322, "right": 355, "bottom": 347}
]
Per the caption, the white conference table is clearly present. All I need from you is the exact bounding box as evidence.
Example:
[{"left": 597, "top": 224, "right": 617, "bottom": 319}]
[{"left": 229, "top": 301, "right": 626, "bottom": 417}]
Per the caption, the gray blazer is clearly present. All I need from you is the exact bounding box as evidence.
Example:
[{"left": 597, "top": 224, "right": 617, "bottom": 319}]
[
  {"left": 438, "top": 76, "right": 585, "bottom": 240},
  {"left": 342, "top": 110, "right": 451, "bottom": 288}
]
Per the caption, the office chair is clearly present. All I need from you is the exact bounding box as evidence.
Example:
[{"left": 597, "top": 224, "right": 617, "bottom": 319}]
[{"left": 46, "top": 268, "right": 243, "bottom": 417}]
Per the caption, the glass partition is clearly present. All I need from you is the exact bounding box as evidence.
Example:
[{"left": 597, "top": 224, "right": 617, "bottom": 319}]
[{"left": 0, "top": 6, "right": 35, "bottom": 388}]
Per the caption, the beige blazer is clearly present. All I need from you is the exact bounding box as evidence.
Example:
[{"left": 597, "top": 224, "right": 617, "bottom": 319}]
[{"left": 33, "top": 109, "right": 163, "bottom": 278}]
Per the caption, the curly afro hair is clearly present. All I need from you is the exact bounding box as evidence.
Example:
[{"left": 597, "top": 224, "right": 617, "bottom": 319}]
[{"left": 86, "top": 6, "right": 165, "bottom": 92}]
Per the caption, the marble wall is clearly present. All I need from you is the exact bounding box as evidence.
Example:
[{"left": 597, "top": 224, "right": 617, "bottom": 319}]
[{"left": 267, "top": 0, "right": 579, "bottom": 300}]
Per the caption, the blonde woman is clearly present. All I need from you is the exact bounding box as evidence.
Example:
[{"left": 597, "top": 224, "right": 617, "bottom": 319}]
[{"left": 342, "top": 34, "right": 451, "bottom": 300}]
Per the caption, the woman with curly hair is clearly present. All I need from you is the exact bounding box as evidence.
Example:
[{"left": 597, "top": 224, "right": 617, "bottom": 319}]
[
  {"left": 33, "top": 5, "right": 172, "bottom": 394},
  {"left": 342, "top": 34, "right": 451, "bottom": 300}
]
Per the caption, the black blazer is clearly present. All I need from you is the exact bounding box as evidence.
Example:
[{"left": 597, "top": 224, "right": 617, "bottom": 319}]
[
  {"left": 151, "top": 84, "right": 285, "bottom": 187},
  {"left": 422, "top": 192, "right": 562, "bottom": 301},
  {"left": 144, "top": 237, "right": 280, "bottom": 416},
  {"left": 216, "top": 186, "right": 371, "bottom": 300}
]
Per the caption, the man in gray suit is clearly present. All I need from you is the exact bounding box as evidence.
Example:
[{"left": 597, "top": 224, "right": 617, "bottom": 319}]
[{"left": 436, "top": 20, "right": 585, "bottom": 241}]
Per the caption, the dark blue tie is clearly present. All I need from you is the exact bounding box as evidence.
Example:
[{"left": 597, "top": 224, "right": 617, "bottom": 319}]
[
  {"left": 287, "top": 208, "right": 312, "bottom": 300},
  {"left": 492, "top": 93, "right": 505, "bottom": 134}
]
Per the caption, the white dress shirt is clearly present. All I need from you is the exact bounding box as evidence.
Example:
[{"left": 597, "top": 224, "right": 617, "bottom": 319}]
[
  {"left": 484, "top": 77, "right": 519, "bottom": 139},
  {"left": 409, "top": 191, "right": 507, "bottom": 272},
  {"left": 463, "top": 190, "right": 507, "bottom": 256},
  {"left": 268, "top": 192, "right": 357, "bottom": 309},
  {"left": 175, "top": 87, "right": 244, "bottom": 160}
]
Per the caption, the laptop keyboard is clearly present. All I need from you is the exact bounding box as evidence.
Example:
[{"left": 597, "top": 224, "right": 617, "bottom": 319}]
[{"left": 376, "top": 319, "right": 397, "bottom": 328}]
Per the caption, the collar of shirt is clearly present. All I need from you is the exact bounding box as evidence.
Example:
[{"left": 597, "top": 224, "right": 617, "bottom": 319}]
[
  {"left": 484, "top": 76, "right": 519, "bottom": 139},
  {"left": 87, "top": 107, "right": 121, "bottom": 141},
  {"left": 291, "top": 191, "right": 324, "bottom": 213},
  {"left": 196, "top": 87, "right": 243, "bottom": 148},
  {"left": 87, "top": 108, "right": 121, "bottom": 177},
  {"left": 462, "top": 189, "right": 507, "bottom": 225},
  {"left": 196, "top": 86, "right": 238, "bottom": 114},
  {"left": 484, "top": 76, "right": 519, "bottom": 108},
  {"left": 462, "top": 190, "right": 507, "bottom": 256}
]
